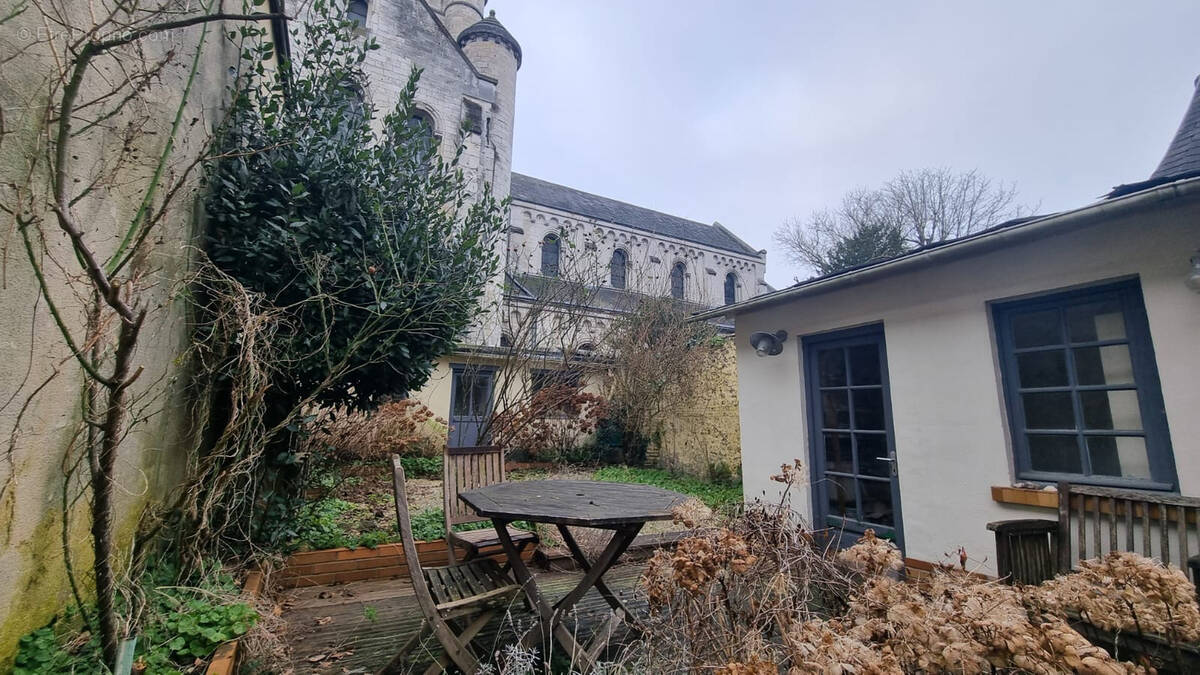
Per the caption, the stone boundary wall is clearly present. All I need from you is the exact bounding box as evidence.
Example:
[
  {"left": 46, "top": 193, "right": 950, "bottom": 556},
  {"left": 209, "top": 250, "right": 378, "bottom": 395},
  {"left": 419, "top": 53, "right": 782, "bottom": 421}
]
[{"left": 652, "top": 338, "right": 742, "bottom": 480}]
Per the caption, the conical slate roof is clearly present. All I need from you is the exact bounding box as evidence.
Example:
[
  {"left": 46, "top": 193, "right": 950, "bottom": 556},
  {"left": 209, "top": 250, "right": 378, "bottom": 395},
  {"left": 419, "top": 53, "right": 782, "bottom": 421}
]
[
  {"left": 1149, "top": 75, "right": 1200, "bottom": 181},
  {"left": 458, "top": 11, "right": 522, "bottom": 67}
]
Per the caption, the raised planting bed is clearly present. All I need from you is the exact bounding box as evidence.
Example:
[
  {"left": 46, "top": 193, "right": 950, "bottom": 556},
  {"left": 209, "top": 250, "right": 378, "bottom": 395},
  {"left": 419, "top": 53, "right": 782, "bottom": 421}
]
[
  {"left": 204, "top": 570, "right": 264, "bottom": 675},
  {"left": 277, "top": 538, "right": 532, "bottom": 589}
]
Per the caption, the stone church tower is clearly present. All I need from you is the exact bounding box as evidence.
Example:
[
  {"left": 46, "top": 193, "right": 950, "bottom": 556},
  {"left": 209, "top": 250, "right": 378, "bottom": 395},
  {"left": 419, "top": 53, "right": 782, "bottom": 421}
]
[{"left": 427, "top": 0, "right": 521, "bottom": 201}]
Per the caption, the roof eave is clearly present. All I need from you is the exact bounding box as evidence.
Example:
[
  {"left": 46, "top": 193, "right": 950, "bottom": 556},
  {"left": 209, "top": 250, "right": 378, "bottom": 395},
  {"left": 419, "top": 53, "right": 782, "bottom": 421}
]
[{"left": 693, "top": 176, "right": 1200, "bottom": 322}]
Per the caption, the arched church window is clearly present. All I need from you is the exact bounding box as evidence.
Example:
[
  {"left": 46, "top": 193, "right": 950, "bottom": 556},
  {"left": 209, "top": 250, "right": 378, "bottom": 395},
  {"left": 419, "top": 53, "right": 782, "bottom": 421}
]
[
  {"left": 348, "top": 0, "right": 368, "bottom": 27},
  {"left": 610, "top": 249, "right": 627, "bottom": 289},
  {"left": 670, "top": 262, "right": 685, "bottom": 300},
  {"left": 724, "top": 272, "right": 737, "bottom": 305},
  {"left": 405, "top": 109, "right": 437, "bottom": 155},
  {"left": 541, "top": 233, "right": 560, "bottom": 277}
]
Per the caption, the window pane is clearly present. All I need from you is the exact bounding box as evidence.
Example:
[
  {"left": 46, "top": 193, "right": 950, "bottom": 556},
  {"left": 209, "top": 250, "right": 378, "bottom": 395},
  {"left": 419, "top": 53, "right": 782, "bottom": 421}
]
[
  {"left": 848, "top": 344, "right": 882, "bottom": 385},
  {"left": 1066, "top": 301, "right": 1126, "bottom": 343},
  {"left": 818, "top": 349, "right": 846, "bottom": 387},
  {"left": 855, "top": 434, "right": 890, "bottom": 478},
  {"left": 1012, "top": 309, "right": 1062, "bottom": 348},
  {"left": 470, "top": 374, "right": 490, "bottom": 416},
  {"left": 859, "top": 480, "right": 895, "bottom": 527},
  {"left": 826, "top": 475, "right": 858, "bottom": 521},
  {"left": 1074, "top": 345, "right": 1134, "bottom": 386},
  {"left": 1022, "top": 392, "right": 1076, "bottom": 429},
  {"left": 541, "top": 236, "right": 560, "bottom": 276},
  {"left": 821, "top": 391, "right": 850, "bottom": 429},
  {"left": 824, "top": 433, "right": 853, "bottom": 473},
  {"left": 1080, "top": 390, "right": 1142, "bottom": 430},
  {"left": 1087, "top": 436, "right": 1150, "bottom": 479},
  {"left": 852, "top": 388, "right": 885, "bottom": 430},
  {"left": 452, "top": 373, "right": 471, "bottom": 417},
  {"left": 1016, "top": 349, "right": 1068, "bottom": 388},
  {"left": 1028, "top": 434, "right": 1082, "bottom": 473}
]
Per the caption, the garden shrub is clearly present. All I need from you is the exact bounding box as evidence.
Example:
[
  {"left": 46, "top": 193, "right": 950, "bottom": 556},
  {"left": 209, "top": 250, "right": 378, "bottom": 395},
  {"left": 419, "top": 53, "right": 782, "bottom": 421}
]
[
  {"left": 188, "top": 0, "right": 505, "bottom": 557},
  {"left": 13, "top": 561, "right": 256, "bottom": 675},
  {"left": 305, "top": 399, "right": 447, "bottom": 461},
  {"left": 627, "top": 463, "right": 1186, "bottom": 674}
]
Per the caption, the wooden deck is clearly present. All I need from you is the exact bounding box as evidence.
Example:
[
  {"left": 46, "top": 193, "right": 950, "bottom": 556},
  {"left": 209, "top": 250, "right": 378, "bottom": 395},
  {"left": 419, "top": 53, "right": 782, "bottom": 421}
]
[{"left": 278, "top": 563, "right": 648, "bottom": 673}]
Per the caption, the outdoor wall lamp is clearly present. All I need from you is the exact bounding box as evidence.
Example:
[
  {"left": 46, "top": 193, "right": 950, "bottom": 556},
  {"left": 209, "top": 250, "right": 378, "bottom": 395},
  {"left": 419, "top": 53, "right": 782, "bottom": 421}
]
[
  {"left": 1187, "top": 251, "right": 1200, "bottom": 294},
  {"left": 749, "top": 330, "right": 788, "bottom": 357}
]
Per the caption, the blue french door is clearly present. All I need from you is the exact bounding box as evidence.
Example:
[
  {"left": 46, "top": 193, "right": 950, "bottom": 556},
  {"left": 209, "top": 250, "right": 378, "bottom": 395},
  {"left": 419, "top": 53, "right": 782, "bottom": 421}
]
[
  {"left": 804, "top": 326, "right": 904, "bottom": 550},
  {"left": 449, "top": 365, "right": 495, "bottom": 447}
]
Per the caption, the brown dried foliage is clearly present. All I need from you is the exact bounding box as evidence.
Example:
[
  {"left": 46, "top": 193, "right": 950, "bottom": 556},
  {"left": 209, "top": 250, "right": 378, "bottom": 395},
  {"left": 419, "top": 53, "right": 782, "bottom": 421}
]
[
  {"left": 629, "top": 464, "right": 1191, "bottom": 674},
  {"left": 1026, "top": 551, "right": 1200, "bottom": 644},
  {"left": 490, "top": 386, "right": 607, "bottom": 459},
  {"left": 304, "top": 398, "right": 446, "bottom": 460}
]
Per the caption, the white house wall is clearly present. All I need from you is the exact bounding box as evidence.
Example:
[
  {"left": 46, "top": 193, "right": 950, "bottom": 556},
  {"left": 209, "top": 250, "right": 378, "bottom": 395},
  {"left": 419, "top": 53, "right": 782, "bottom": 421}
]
[{"left": 734, "top": 202, "right": 1200, "bottom": 574}]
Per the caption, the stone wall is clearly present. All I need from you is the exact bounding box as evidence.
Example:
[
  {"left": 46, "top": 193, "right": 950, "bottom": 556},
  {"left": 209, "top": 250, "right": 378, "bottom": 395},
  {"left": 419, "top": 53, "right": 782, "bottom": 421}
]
[
  {"left": 0, "top": 6, "right": 249, "bottom": 665},
  {"left": 653, "top": 339, "right": 743, "bottom": 480},
  {"left": 509, "top": 200, "right": 768, "bottom": 309}
]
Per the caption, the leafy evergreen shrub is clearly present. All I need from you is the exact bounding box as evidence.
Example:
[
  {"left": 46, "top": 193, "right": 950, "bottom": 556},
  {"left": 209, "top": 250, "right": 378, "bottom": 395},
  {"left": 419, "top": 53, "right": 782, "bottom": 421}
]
[{"left": 205, "top": 0, "right": 505, "bottom": 411}]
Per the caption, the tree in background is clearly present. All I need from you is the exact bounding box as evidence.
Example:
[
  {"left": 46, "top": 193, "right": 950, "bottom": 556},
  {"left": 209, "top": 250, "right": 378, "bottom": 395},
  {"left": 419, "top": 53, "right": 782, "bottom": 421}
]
[
  {"left": 602, "top": 297, "right": 722, "bottom": 465},
  {"left": 774, "top": 168, "right": 1029, "bottom": 278}
]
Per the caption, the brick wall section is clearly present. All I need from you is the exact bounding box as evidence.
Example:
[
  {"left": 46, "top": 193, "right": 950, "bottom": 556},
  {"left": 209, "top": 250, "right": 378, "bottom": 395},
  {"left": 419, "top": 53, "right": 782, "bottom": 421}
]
[{"left": 653, "top": 339, "right": 742, "bottom": 480}]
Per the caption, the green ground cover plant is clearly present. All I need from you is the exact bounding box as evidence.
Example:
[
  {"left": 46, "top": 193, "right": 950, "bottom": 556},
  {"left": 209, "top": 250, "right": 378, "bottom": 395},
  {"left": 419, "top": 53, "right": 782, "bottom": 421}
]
[
  {"left": 592, "top": 466, "right": 743, "bottom": 512},
  {"left": 12, "top": 561, "right": 256, "bottom": 675}
]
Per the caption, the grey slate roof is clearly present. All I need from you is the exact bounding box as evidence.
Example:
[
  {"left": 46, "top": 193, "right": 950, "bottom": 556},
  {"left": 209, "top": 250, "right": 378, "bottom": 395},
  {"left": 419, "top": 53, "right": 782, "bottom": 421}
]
[
  {"left": 1110, "top": 75, "right": 1200, "bottom": 197},
  {"left": 1150, "top": 76, "right": 1200, "bottom": 181},
  {"left": 510, "top": 173, "right": 761, "bottom": 257},
  {"left": 458, "top": 11, "right": 522, "bottom": 67}
]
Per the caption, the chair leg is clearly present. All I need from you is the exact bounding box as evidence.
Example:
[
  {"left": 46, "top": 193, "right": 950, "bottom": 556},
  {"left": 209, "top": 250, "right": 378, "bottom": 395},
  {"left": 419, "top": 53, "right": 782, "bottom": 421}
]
[
  {"left": 426, "top": 610, "right": 494, "bottom": 675},
  {"left": 446, "top": 538, "right": 458, "bottom": 567},
  {"left": 378, "top": 619, "right": 431, "bottom": 675}
]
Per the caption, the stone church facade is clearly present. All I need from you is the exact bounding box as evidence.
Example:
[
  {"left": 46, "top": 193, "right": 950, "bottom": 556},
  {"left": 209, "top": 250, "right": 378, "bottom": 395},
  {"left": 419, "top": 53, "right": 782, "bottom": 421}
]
[{"left": 343, "top": 0, "right": 769, "bottom": 443}]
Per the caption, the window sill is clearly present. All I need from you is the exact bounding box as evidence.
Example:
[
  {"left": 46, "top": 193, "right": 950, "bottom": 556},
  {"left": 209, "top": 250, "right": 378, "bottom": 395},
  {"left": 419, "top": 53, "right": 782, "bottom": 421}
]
[{"left": 990, "top": 485, "right": 1059, "bottom": 509}]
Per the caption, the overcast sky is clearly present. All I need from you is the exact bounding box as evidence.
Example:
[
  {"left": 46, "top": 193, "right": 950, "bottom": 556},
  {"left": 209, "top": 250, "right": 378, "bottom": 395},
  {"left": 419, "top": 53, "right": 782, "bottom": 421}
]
[{"left": 487, "top": 0, "right": 1200, "bottom": 287}]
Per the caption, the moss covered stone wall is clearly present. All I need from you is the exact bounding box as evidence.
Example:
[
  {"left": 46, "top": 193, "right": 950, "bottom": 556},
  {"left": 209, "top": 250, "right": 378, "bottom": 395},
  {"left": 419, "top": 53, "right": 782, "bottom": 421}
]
[
  {"left": 653, "top": 339, "right": 743, "bottom": 481},
  {"left": 0, "top": 4, "right": 243, "bottom": 665}
]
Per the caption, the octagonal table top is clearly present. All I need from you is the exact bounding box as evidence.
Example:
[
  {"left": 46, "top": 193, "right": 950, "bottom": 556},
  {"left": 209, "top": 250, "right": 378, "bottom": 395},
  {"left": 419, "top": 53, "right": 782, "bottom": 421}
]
[{"left": 458, "top": 480, "right": 688, "bottom": 527}]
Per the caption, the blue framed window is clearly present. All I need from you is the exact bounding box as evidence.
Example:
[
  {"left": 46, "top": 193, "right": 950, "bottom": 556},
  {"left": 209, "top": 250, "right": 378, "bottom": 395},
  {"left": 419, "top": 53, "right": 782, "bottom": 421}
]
[{"left": 993, "top": 279, "right": 1176, "bottom": 490}]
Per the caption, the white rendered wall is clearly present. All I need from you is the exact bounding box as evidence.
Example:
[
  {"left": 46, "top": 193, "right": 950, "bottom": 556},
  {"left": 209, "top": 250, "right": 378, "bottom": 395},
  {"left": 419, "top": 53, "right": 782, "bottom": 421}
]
[{"left": 734, "top": 203, "right": 1200, "bottom": 573}]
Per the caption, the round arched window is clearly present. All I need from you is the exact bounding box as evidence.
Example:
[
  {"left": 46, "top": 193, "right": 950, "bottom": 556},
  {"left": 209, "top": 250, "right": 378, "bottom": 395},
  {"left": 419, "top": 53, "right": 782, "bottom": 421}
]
[
  {"left": 541, "top": 233, "right": 561, "bottom": 277},
  {"left": 610, "top": 249, "right": 627, "bottom": 289},
  {"left": 670, "top": 262, "right": 685, "bottom": 300},
  {"left": 724, "top": 272, "right": 737, "bottom": 305},
  {"left": 348, "top": 0, "right": 368, "bottom": 27}
]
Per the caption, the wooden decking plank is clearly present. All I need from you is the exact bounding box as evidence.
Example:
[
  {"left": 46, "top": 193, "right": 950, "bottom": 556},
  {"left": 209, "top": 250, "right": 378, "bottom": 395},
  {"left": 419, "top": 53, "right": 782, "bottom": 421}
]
[{"left": 281, "top": 564, "right": 648, "bottom": 673}]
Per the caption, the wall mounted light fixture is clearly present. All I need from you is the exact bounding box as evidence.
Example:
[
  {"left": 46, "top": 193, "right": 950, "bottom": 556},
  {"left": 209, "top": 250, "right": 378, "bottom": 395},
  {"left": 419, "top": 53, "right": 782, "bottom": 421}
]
[
  {"left": 1187, "top": 251, "right": 1200, "bottom": 294},
  {"left": 749, "top": 330, "right": 788, "bottom": 357}
]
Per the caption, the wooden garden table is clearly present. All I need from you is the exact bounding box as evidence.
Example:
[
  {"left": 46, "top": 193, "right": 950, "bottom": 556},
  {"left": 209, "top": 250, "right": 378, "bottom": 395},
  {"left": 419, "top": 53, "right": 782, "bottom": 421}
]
[{"left": 458, "top": 479, "right": 686, "bottom": 671}]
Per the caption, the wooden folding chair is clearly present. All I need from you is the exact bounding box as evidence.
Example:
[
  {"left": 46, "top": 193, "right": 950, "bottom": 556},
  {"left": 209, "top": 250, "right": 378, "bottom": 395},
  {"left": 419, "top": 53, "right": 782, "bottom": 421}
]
[
  {"left": 379, "top": 455, "right": 521, "bottom": 675},
  {"left": 443, "top": 445, "right": 538, "bottom": 569}
]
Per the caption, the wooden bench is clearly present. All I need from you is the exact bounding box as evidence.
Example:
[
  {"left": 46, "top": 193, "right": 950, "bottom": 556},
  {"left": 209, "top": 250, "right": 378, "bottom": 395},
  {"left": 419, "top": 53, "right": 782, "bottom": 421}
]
[
  {"left": 989, "top": 482, "right": 1200, "bottom": 595},
  {"left": 443, "top": 445, "right": 538, "bottom": 567}
]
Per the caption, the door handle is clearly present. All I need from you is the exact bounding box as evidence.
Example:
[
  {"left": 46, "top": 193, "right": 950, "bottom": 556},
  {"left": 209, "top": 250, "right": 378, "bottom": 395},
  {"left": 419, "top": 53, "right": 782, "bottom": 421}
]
[{"left": 875, "top": 456, "right": 898, "bottom": 476}]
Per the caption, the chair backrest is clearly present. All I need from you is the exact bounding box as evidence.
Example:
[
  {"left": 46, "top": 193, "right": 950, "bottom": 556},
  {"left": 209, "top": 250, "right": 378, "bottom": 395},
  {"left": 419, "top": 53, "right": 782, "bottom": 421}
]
[
  {"left": 1057, "top": 481, "right": 1200, "bottom": 583},
  {"left": 391, "top": 455, "right": 439, "bottom": 616},
  {"left": 444, "top": 445, "right": 505, "bottom": 528}
]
